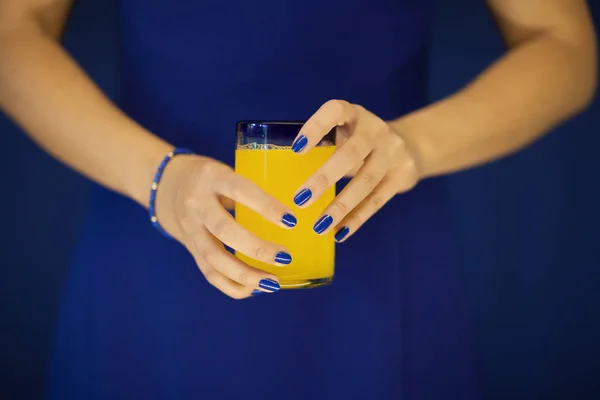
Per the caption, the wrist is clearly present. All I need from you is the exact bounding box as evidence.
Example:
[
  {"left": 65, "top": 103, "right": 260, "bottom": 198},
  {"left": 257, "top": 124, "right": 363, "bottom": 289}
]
[
  {"left": 150, "top": 150, "right": 198, "bottom": 239},
  {"left": 388, "top": 92, "right": 470, "bottom": 179},
  {"left": 150, "top": 152, "right": 216, "bottom": 240},
  {"left": 126, "top": 138, "right": 175, "bottom": 208},
  {"left": 388, "top": 117, "right": 433, "bottom": 180}
]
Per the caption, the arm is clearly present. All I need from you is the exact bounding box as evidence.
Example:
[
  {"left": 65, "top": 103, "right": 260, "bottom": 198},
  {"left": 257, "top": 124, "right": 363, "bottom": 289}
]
[
  {"left": 391, "top": 0, "right": 597, "bottom": 178},
  {"left": 0, "top": 0, "right": 298, "bottom": 298},
  {"left": 0, "top": 0, "right": 173, "bottom": 207},
  {"left": 288, "top": 0, "right": 596, "bottom": 242}
]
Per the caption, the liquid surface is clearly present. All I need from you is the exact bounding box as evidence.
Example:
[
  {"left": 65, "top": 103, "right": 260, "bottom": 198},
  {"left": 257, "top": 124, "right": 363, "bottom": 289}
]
[{"left": 235, "top": 145, "right": 335, "bottom": 288}]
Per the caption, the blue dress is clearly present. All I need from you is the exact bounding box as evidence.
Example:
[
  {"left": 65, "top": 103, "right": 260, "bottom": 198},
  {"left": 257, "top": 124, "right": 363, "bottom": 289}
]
[{"left": 49, "top": 1, "right": 480, "bottom": 398}]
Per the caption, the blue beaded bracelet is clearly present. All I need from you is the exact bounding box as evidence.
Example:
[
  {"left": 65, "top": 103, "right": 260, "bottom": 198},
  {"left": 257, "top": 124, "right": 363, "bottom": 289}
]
[{"left": 149, "top": 148, "right": 194, "bottom": 238}]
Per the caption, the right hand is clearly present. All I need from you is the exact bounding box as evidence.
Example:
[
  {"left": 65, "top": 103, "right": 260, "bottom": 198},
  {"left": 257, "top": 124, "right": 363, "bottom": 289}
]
[{"left": 154, "top": 154, "right": 296, "bottom": 299}]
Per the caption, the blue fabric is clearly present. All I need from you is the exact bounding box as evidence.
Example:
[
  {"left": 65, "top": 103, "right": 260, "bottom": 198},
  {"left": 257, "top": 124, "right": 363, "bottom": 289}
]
[{"left": 49, "top": 1, "right": 480, "bottom": 398}]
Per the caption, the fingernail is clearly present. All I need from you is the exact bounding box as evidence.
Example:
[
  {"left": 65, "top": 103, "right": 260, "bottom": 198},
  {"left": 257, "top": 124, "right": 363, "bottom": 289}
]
[
  {"left": 252, "top": 289, "right": 266, "bottom": 296},
  {"left": 274, "top": 251, "right": 292, "bottom": 265},
  {"left": 335, "top": 226, "right": 350, "bottom": 242},
  {"left": 258, "top": 279, "right": 280, "bottom": 292},
  {"left": 313, "top": 215, "right": 333, "bottom": 234},
  {"left": 281, "top": 213, "right": 297, "bottom": 228},
  {"left": 291, "top": 135, "right": 308, "bottom": 153},
  {"left": 293, "top": 188, "right": 312, "bottom": 206}
]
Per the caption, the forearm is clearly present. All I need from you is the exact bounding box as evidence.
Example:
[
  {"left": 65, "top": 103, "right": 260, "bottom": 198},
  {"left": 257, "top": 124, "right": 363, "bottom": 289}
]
[
  {"left": 0, "top": 24, "right": 172, "bottom": 207},
  {"left": 393, "top": 31, "right": 597, "bottom": 178}
]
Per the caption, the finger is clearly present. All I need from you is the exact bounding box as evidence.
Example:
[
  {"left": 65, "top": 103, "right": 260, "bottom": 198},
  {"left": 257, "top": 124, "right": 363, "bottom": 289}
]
[
  {"left": 205, "top": 269, "right": 273, "bottom": 299},
  {"left": 187, "top": 235, "right": 252, "bottom": 299},
  {"left": 293, "top": 125, "right": 376, "bottom": 208},
  {"left": 215, "top": 173, "right": 297, "bottom": 229},
  {"left": 332, "top": 174, "right": 398, "bottom": 243},
  {"left": 204, "top": 269, "right": 253, "bottom": 299},
  {"left": 291, "top": 99, "right": 358, "bottom": 154},
  {"left": 312, "top": 149, "right": 389, "bottom": 235},
  {"left": 201, "top": 198, "right": 293, "bottom": 266},
  {"left": 193, "top": 232, "right": 281, "bottom": 292}
]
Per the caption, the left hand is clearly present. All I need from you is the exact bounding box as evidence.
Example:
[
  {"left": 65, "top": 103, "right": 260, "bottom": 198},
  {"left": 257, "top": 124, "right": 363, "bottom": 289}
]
[{"left": 291, "top": 99, "right": 421, "bottom": 243}]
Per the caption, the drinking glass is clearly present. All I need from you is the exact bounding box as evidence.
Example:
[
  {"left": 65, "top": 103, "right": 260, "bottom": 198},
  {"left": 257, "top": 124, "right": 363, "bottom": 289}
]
[{"left": 235, "top": 121, "right": 336, "bottom": 288}]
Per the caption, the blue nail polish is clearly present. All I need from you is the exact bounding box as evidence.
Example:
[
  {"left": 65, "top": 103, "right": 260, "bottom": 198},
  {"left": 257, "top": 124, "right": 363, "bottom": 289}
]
[
  {"left": 274, "top": 251, "right": 292, "bottom": 265},
  {"left": 293, "top": 188, "right": 312, "bottom": 206},
  {"left": 258, "top": 279, "right": 280, "bottom": 292},
  {"left": 335, "top": 226, "right": 350, "bottom": 242},
  {"left": 252, "top": 289, "right": 265, "bottom": 296},
  {"left": 313, "top": 215, "right": 333, "bottom": 234},
  {"left": 281, "top": 213, "right": 297, "bottom": 228},
  {"left": 292, "top": 135, "right": 308, "bottom": 153}
]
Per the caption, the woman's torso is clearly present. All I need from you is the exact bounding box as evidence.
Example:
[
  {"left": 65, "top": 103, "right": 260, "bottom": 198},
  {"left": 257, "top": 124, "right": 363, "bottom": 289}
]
[
  {"left": 49, "top": 1, "right": 480, "bottom": 399},
  {"left": 116, "top": 0, "right": 434, "bottom": 157}
]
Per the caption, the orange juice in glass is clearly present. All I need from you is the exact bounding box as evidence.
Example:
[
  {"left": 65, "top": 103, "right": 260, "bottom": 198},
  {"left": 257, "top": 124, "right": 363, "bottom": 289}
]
[{"left": 235, "top": 121, "right": 336, "bottom": 288}]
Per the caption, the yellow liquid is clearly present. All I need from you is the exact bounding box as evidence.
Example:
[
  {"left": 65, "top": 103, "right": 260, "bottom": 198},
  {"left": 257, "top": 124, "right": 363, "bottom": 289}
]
[{"left": 235, "top": 145, "right": 335, "bottom": 288}]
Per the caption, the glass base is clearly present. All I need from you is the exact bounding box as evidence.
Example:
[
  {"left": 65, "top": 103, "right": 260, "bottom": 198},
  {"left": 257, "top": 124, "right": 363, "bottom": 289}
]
[{"left": 279, "top": 277, "right": 333, "bottom": 289}]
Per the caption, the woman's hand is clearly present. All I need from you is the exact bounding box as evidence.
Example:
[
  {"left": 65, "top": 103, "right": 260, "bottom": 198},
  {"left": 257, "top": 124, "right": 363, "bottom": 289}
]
[
  {"left": 155, "top": 154, "right": 296, "bottom": 299},
  {"left": 291, "top": 100, "right": 421, "bottom": 243}
]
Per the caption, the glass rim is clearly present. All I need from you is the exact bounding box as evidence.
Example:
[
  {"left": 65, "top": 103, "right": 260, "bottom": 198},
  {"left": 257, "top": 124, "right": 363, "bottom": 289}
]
[
  {"left": 237, "top": 120, "right": 306, "bottom": 125},
  {"left": 236, "top": 120, "right": 336, "bottom": 148}
]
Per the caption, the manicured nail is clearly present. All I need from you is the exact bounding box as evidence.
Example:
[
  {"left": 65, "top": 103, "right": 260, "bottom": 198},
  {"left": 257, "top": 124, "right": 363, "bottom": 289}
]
[
  {"left": 258, "top": 279, "right": 280, "bottom": 292},
  {"left": 274, "top": 251, "right": 292, "bottom": 265},
  {"left": 313, "top": 215, "right": 333, "bottom": 234},
  {"left": 335, "top": 226, "right": 350, "bottom": 242},
  {"left": 293, "top": 188, "right": 312, "bottom": 206},
  {"left": 252, "top": 289, "right": 266, "bottom": 296},
  {"left": 281, "top": 213, "right": 297, "bottom": 228},
  {"left": 291, "top": 135, "right": 308, "bottom": 153}
]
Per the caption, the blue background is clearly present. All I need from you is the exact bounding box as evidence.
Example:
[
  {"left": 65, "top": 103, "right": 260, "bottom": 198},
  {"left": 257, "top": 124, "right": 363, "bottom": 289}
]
[{"left": 0, "top": 0, "right": 598, "bottom": 399}]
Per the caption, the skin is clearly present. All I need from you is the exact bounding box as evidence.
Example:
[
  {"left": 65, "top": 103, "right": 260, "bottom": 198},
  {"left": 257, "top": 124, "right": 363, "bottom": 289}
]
[
  {"left": 294, "top": 0, "right": 597, "bottom": 241},
  {"left": 0, "top": 0, "right": 596, "bottom": 299}
]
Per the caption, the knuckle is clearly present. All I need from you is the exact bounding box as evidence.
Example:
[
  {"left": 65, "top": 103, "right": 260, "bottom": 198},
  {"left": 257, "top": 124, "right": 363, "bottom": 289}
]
[
  {"left": 326, "top": 99, "right": 344, "bottom": 113},
  {"left": 343, "top": 143, "right": 362, "bottom": 163},
  {"left": 395, "top": 164, "right": 418, "bottom": 193},
  {"left": 230, "top": 184, "right": 245, "bottom": 202},
  {"left": 183, "top": 195, "right": 199, "bottom": 210},
  {"left": 398, "top": 177, "right": 417, "bottom": 193},
  {"left": 331, "top": 199, "right": 349, "bottom": 216},
  {"left": 326, "top": 99, "right": 350, "bottom": 124},
  {"left": 213, "top": 218, "right": 235, "bottom": 241},
  {"left": 348, "top": 103, "right": 362, "bottom": 121},
  {"left": 254, "top": 245, "right": 271, "bottom": 263},
  {"left": 307, "top": 116, "right": 326, "bottom": 131},
  {"left": 353, "top": 212, "right": 366, "bottom": 226},
  {"left": 404, "top": 158, "right": 418, "bottom": 177},
  {"left": 372, "top": 126, "right": 388, "bottom": 142},
  {"left": 313, "top": 172, "right": 330, "bottom": 190},
  {"left": 360, "top": 171, "right": 379, "bottom": 190},
  {"left": 260, "top": 197, "right": 279, "bottom": 218},
  {"left": 198, "top": 204, "right": 212, "bottom": 221},
  {"left": 196, "top": 161, "right": 217, "bottom": 180},
  {"left": 388, "top": 131, "right": 406, "bottom": 153},
  {"left": 203, "top": 268, "right": 217, "bottom": 283},
  {"left": 197, "top": 161, "right": 231, "bottom": 184},
  {"left": 237, "top": 270, "right": 251, "bottom": 286},
  {"left": 351, "top": 103, "right": 364, "bottom": 113},
  {"left": 179, "top": 217, "right": 197, "bottom": 235},
  {"left": 371, "top": 195, "right": 385, "bottom": 209},
  {"left": 374, "top": 119, "right": 388, "bottom": 133},
  {"left": 199, "top": 248, "right": 215, "bottom": 265}
]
